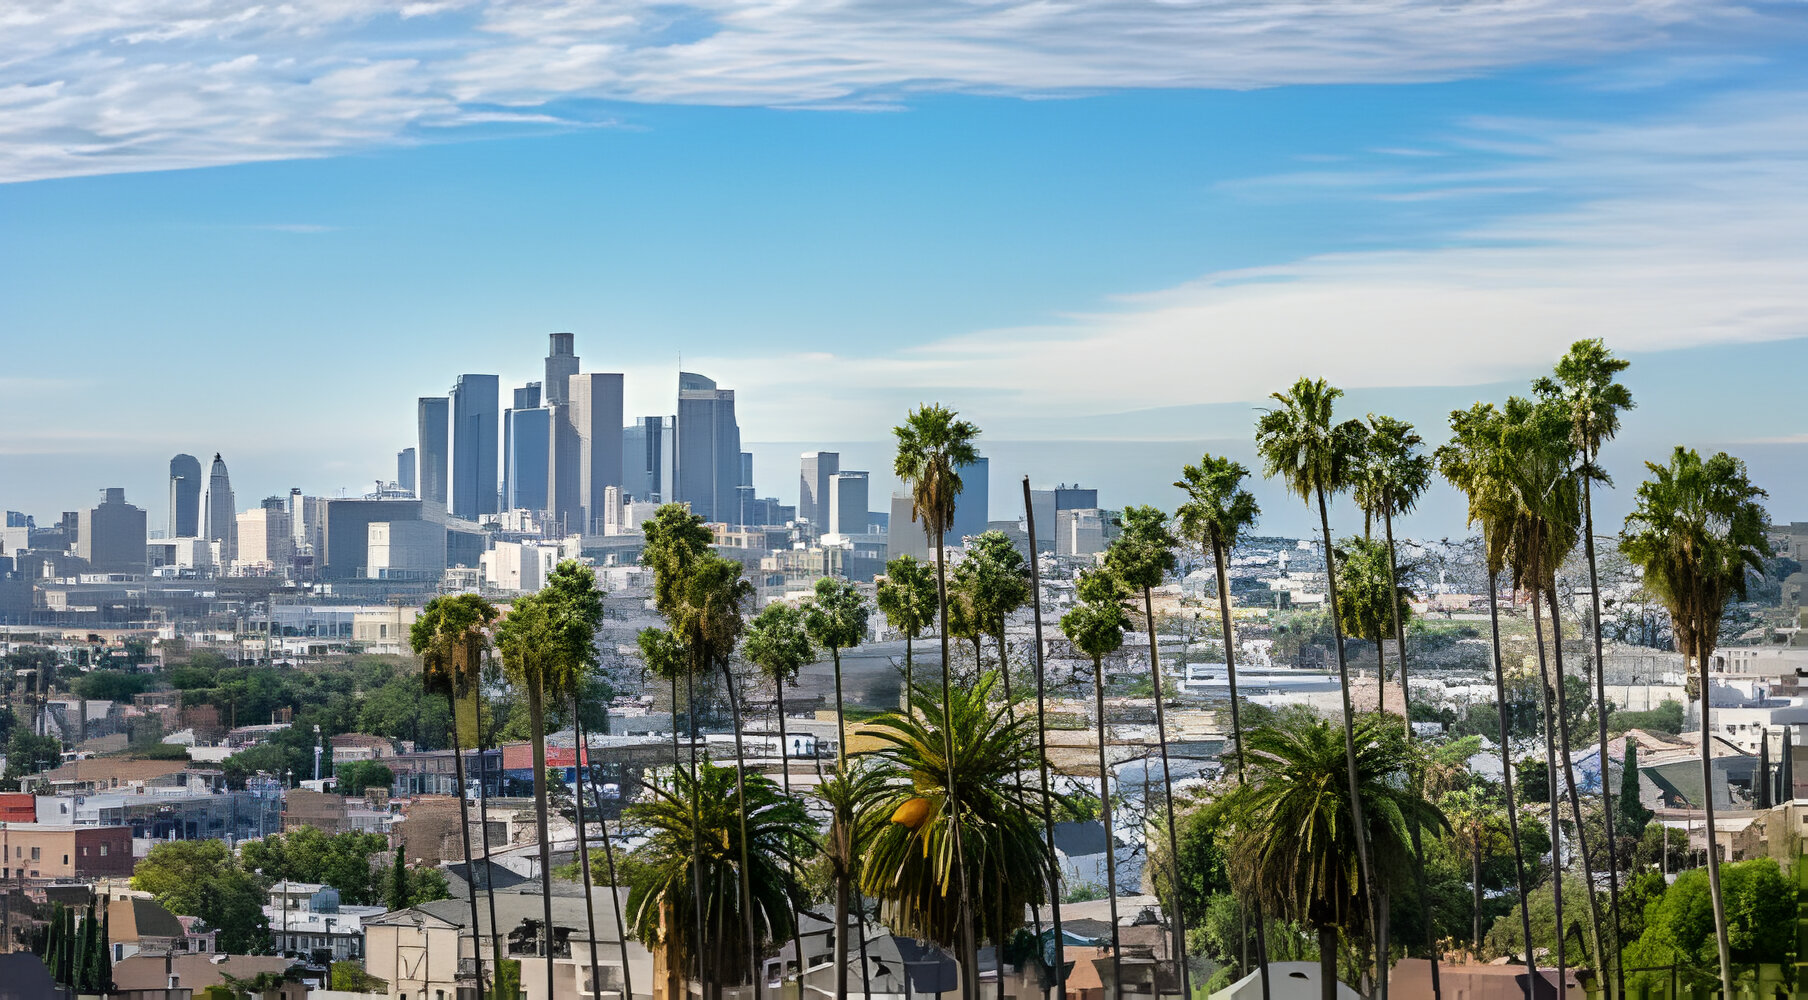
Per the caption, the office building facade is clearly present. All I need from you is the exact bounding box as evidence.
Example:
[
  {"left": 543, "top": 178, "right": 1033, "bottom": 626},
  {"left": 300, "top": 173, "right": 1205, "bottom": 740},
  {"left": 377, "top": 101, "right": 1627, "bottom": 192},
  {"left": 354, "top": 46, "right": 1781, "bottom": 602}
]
[
  {"left": 416, "top": 397, "right": 450, "bottom": 507},
  {"left": 570, "top": 373, "right": 624, "bottom": 534},
  {"left": 828, "top": 471, "right": 869, "bottom": 536},
  {"left": 623, "top": 416, "right": 675, "bottom": 503},
  {"left": 168, "top": 454, "right": 201, "bottom": 538},
  {"left": 78, "top": 488, "right": 147, "bottom": 574},
  {"left": 544, "top": 332, "right": 579, "bottom": 406},
  {"left": 506, "top": 407, "right": 551, "bottom": 512},
  {"left": 396, "top": 448, "right": 416, "bottom": 495},
  {"left": 675, "top": 372, "right": 741, "bottom": 524},
  {"left": 205, "top": 453, "right": 236, "bottom": 564},
  {"left": 799, "top": 451, "right": 839, "bottom": 528},
  {"left": 448, "top": 374, "right": 500, "bottom": 520}
]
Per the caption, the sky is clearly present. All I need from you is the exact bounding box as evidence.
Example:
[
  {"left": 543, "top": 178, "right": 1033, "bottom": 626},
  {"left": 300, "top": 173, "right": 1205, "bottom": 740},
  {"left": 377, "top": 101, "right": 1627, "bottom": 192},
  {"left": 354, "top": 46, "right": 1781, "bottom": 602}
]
[{"left": 5, "top": 0, "right": 1808, "bottom": 538}]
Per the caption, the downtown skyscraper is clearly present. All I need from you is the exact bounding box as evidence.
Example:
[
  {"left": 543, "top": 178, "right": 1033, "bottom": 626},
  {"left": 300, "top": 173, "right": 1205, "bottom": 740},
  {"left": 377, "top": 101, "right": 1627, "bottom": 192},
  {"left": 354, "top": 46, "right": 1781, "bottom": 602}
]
[
  {"left": 675, "top": 371, "right": 741, "bottom": 524},
  {"left": 168, "top": 453, "right": 201, "bottom": 537},
  {"left": 417, "top": 396, "right": 450, "bottom": 507},
  {"left": 448, "top": 373, "right": 499, "bottom": 519},
  {"left": 205, "top": 453, "right": 236, "bottom": 563}
]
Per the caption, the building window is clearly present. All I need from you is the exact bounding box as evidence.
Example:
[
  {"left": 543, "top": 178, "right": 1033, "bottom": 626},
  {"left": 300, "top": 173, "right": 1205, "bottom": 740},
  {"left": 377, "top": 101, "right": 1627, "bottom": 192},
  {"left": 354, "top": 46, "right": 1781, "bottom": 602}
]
[
  {"left": 100, "top": 845, "right": 108, "bottom": 856},
  {"left": 30, "top": 848, "right": 39, "bottom": 861}
]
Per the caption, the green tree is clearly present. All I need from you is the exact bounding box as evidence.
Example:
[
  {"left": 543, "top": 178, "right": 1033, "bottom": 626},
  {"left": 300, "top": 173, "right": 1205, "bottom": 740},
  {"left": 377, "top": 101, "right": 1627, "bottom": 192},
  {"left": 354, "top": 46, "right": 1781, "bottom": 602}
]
[
  {"left": 132, "top": 840, "right": 270, "bottom": 954},
  {"left": 1332, "top": 535, "right": 1414, "bottom": 710},
  {"left": 1060, "top": 569, "right": 1133, "bottom": 990},
  {"left": 876, "top": 555, "right": 937, "bottom": 706},
  {"left": 893, "top": 402, "right": 983, "bottom": 989},
  {"left": 1224, "top": 715, "right": 1444, "bottom": 1000},
  {"left": 742, "top": 600, "right": 815, "bottom": 991},
  {"left": 1620, "top": 859, "right": 1794, "bottom": 994},
  {"left": 334, "top": 759, "right": 394, "bottom": 796},
  {"left": 804, "top": 577, "right": 871, "bottom": 764},
  {"left": 1620, "top": 446, "right": 1771, "bottom": 1000},
  {"left": 625, "top": 763, "right": 810, "bottom": 999},
  {"left": 814, "top": 762, "right": 889, "bottom": 1000},
  {"left": 1440, "top": 787, "right": 1509, "bottom": 953}
]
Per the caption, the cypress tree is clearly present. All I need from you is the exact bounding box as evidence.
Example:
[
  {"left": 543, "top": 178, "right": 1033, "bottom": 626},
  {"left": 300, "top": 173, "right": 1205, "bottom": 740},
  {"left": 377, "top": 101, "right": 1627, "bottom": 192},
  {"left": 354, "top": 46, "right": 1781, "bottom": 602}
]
[
  {"left": 389, "top": 842, "right": 410, "bottom": 910},
  {"left": 44, "top": 902, "right": 62, "bottom": 982},
  {"left": 95, "top": 901, "right": 113, "bottom": 995},
  {"left": 66, "top": 901, "right": 82, "bottom": 989},
  {"left": 1618, "top": 737, "right": 1653, "bottom": 835}
]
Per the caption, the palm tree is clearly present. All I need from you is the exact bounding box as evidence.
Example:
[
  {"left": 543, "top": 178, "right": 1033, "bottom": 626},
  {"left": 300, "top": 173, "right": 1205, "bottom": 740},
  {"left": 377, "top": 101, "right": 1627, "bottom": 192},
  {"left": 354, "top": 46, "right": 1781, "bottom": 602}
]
[
  {"left": 1439, "top": 787, "right": 1507, "bottom": 955},
  {"left": 1253, "top": 376, "right": 1381, "bottom": 992},
  {"left": 1060, "top": 569, "right": 1133, "bottom": 995},
  {"left": 1174, "top": 453, "right": 1269, "bottom": 997},
  {"left": 743, "top": 600, "right": 815, "bottom": 997},
  {"left": 495, "top": 562, "right": 596, "bottom": 1000},
  {"left": 1435, "top": 401, "right": 1538, "bottom": 999},
  {"left": 815, "top": 761, "right": 891, "bottom": 1000},
  {"left": 411, "top": 592, "right": 498, "bottom": 1000},
  {"left": 1534, "top": 339, "right": 1634, "bottom": 999},
  {"left": 859, "top": 671, "right": 1055, "bottom": 986},
  {"left": 893, "top": 402, "right": 983, "bottom": 995},
  {"left": 1021, "top": 476, "right": 1066, "bottom": 1000},
  {"left": 542, "top": 564, "right": 610, "bottom": 1000},
  {"left": 1351, "top": 415, "right": 1432, "bottom": 728},
  {"left": 877, "top": 555, "right": 938, "bottom": 710},
  {"left": 803, "top": 575, "right": 873, "bottom": 997},
  {"left": 1498, "top": 396, "right": 1606, "bottom": 980},
  {"left": 1620, "top": 446, "right": 1770, "bottom": 1000},
  {"left": 626, "top": 761, "right": 812, "bottom": 997},
  {"left": 1102, "top": 505, "right": 1191, "bottom": 996},
  {"left": 1332, "top": 535, "right": 1413, "bottom": 712},
  {"left": 1224, "top": 715, "right": 1445, "bottom": 1000}
]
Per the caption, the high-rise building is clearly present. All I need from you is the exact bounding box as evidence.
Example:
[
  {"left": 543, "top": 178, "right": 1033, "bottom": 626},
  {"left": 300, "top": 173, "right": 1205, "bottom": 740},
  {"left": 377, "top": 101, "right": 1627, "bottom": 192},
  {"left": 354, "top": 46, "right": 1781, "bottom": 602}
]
[
  {"left": 828, "top": 471, "right": 869, "bottom": 536},
  {"left": 205, "top": 453, "right": 237, "bottom": 564},
  {"left": 507, "top": 407, "right": 551, "bottom": 512},
  {"left": 950, "top": 455, "right": 989, "bottom": 543},
  {"left": 548, "top": 396, "right": 582, "bottom": 534},
  {"left": 1027, "top": 484, "right": 1099, "bottom": 552},
  {"left": 739, "top": 452, "right": 754, "bottom": 488},
  {"left": 288, "top": 489, "right": 308, "bottom": 550},
  {"left": 448, "top": 374, "right": 500, "bottom": 520},
  {"left": 886, "top": 454, "right": 988, "bottom": 557},
  {"left": 78, "top": 488, "right": 147, "bottom": 574},
  {"left": 417, "top": 397, "right": 450, "bottom": 507},
  {"left": 504, "top": 383, "right": 547, "bottom": 512},
  {"left": 622, "top": 416, "right": 675, "bottom": 503},
  {"left": 235, "top": 507, "right": 293, "bottom": 573},
  {"left": 675, "top": 372, "right": 742, "bottom": 524},
  {"left": 544, "top": 333, "right": 579, "bottom": 406},
  {"left": 570, "top": 373, "right": 624, "bottom": 534},
  {"left": 799, "top": 451, "right": 839, "bottom": 528},
  {"left": 168, "top": 454, "right": 201, "bottom": 538},
  {"left": 397, "top": 448, "right": 416, "bottom": 495}
]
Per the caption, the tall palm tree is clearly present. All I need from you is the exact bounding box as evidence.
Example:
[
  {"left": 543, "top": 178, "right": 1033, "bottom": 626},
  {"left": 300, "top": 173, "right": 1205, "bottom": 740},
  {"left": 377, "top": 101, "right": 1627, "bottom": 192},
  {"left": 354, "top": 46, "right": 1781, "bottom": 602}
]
[
  {"left": 573, "top": 705, "right": 634, "bottom": 1000},
  {"left": 877, "top": 555, "right": 938, "bottom": 711},
  {"left": 893, "top": 402, "right": 983, "bottom": 996},
  {"left": 1332, "top": 535, "right": 1412, "bottom": 712},
  {"left": 1439, "top": 787, "right": 1508, "bottom": 956},
  {"left": 626, "top": 762, "right": 812, "bottom": 997},
  {"left": 674, "top": 555, "right": 759, "bottom": 990},
  {"left": 542, "top": 565, "right": 609, "bottom": 1000},
  {"left": 1253, "top": 376, "right": 1381, "bottom": 993},
  {"left": 1225, "top": 716, "right": 1445, "bottom": 1000},
  {"left": 742, "top": 600, "right": 815, "bottom": 995},
  {"left": 1020, "top": 476, "right": 1064, "bottom": 1000},
  {"left": 1434, "top": 402, "right": 1538, "bottom": 1000},
  {"left": 804, "top": 575, "right": 873, "bottom": 997},
  {"left": 815, "top": 761, "right": 891, "bottom": 1000},
  {"left": 1061, "top": 570, "right": 1133, "bottom": 996},
  {"left": 1174, "top": 453, "right": 1269, "bottom": 998},
  {"left": 495, "top": 561, "right": 597, "bottom": 1000},
  {"left": 1620, "top": 446, "right": 1770, "bottom": 1000},
  {"left": 411, "top": 592, "right": 498, "bottom": 1000},
  {"left": 1534, "top": 339, "right": 1634, "bottom": 999},
  {"left": 860, "top": 671, "right": 1055, "bottom": 988},
  {"left": 1103, "top": 506, "right": 1190, "bottom": 997},
  {"left": 1498, "top": 396, "right": 1606, "bottom": 979}
]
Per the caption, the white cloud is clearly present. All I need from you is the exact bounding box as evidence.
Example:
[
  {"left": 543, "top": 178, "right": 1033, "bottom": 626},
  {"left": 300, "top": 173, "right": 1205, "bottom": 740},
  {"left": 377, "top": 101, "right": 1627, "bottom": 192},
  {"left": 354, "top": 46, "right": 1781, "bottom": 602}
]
[
  {"left": 1, "top": 0, "right": 1790, "bottom": 182},
  {"left": 681, "top": 89, "right": 1808, "bottom": 440}
]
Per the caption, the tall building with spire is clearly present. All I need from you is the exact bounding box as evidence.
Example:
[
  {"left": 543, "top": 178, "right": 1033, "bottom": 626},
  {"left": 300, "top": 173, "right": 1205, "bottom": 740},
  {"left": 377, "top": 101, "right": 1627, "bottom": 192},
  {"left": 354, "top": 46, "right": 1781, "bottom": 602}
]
[
  {"left": 205, "top": 453, "right": 236, "bottom": 563},
  {"left": 168, "top": 454, "right": 201, "bottom": 538}
]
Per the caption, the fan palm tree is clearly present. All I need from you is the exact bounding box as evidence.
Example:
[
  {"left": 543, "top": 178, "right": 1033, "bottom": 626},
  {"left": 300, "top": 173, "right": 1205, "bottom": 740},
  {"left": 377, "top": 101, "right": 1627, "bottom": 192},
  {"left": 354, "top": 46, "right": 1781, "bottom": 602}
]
[
  {"left": 742, "top": 600, "right": 815, "bottom": 994},
  {"left": 1351, "top": 415, "right": 1432, "bottom": 728},
  {"left": 893, "top": 402, "right": 983, "bottom": 994},
  {"left": 496, "top": 561, "right": 597, "bottom": 1000},
  {"left": 1253, "top": 376, "right": 1381, "bottom": 990},
  {"left": 815, "top": 761, "right": 891, "bottom": 1000},
  {"left": 1174, "top": 453, "right": 1269, "bottom": 995},
  {"left": 1224, "top": 715, "right": 1445, "bottom": 1000},
  {"left": 1440, "top": 787, "right": 1508, "bottom": 954},
  {"left": 1498, "top": 396, "right": 1606, "bottom": 980},
  {"left": 626, "top": 762, "right": 812, "bottom": 999},
  {"left": 1102, "top": 505, "right": 1191, "bottom": 996},
  {"left": 805, "top": 577, "right": 871, "bottom": 761},
  {"left": 1434, "top": 402, "right": 1538, "bottom": 999},
  {"left": 1020, "top": 476, "right": 1066, "bottom": 1000},
  {"left": 1060, "top": 570, "right": 1133, "bottom": 995},
  {"left": 1620, "top": 446, "right": 1770, "bottom": 1000},
  {"left": 411, "top": 592, "right": 498, "bottom": 1000},
  {"left": 542, "top": 564, "right": 610, "bottom": 1000},
  {"left": 877, "top": 555, "right": 938, "bottom": 711},
  {"left": 859, "top": 671, "right": 1055, "bottom": 986},
  {"left": 1535, "top": 339, "right": 1634, "bottom": 999},
  {"left": 1332, "top": 535, "right": 1413, "bottom": 712}
]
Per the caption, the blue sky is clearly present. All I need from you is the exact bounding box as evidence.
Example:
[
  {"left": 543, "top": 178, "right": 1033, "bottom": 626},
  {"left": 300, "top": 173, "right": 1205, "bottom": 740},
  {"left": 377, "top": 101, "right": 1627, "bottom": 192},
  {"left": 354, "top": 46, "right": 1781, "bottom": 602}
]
[{"left": 5, "top": 1, "right": 1808, "bottom": 536}]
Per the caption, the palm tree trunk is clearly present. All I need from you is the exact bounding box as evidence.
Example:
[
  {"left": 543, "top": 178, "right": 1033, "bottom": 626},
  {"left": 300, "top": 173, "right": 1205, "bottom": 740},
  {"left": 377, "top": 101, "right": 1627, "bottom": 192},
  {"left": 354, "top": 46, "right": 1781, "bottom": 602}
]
[
  {"left": 572, "top": 702, "right": 606, "bottom": 1000},
  {"left": 1472, "top": 846, "right": 1483, "bottom": 956},
  {"left": 1580, "top": 474, "right": 1623, "bottom": 1000},
  {"left": 1318, "top": 925, "right": 1338, "bottom": 1000},
  {"left": 723, "top": 663, "right": 761, "bottom": 992},
  {"left": 997, "top": 629, "right": 1046, "bottom": 962},
  {"left": 1383, "top": 512, "right": 1440, "bottom": 1000},
  {"left": 1695, "top": 601, "right": 1733, "bottom": 1000},
  {"left": 776, "top": 680, "right": 806, "bottom": 1000},
  {"left": 1092, "top": 653, "right": 1124, "bottom": 1000},
  {"left": 935, "top": 525, "right": 980, "bottom": 1000},
  {"left": 830, "top": 644, "right": 852, "bottom": 1000},
  {"left": 1022, "top": 477, "right": 1065, "bottom": 1000},
  {"left": 906, "top": 633, "right": 914, "bottom": 713},
  {"left": 1212, "top": 536, "right": 1270, "bottom": 1000},
  {"left": 686, "top": 666, "right": 710, "bottom": 1000},
  {"left": 1485, "top": 567, "right": 1537, "bottom": 1000},
  {"left": 835, "top": 856, "right": 852, "bottom": 1000},
  {"left": 475, "top": 677, "right": 504, "bottom": 979},
  {"left": 1530, "top": 591, "right": 1565, "bottom": 990},
  {"left": 529, "top": 679, "right": 557, "bottom": 1000},
  {"left": 1377, "top": 641, "right": 1387, "bottom": 716},
  {"left": 578, "top": 709, "right": 634, "bottom": 1000},
  {"left": 447, "top": 689, "right": 488, "bottom": 1000},
  {"left": 1545, "top": 592, "right": 1606, "bottom": 981},
  {"left": 1141, "top": 586, "right": 1191, "bottom": 1000},
  {"left": 1314, "top": 484, "right": 1381, "bottom": 998}
]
